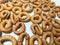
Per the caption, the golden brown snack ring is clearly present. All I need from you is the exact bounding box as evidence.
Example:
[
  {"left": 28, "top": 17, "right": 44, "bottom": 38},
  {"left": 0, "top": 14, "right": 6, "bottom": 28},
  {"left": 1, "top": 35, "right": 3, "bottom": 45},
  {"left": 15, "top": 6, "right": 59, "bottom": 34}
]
[
  {"left": 57, "top": 11, "right": 60, "bottom": 18},
  {"left": 32, "top": 2, "right": 41, "bottom": 8},
  {"left": 22, "top": 3, "right": 33, "bottom": 13},
  {"left": 4, "top": 3, "right": 13, "bottom": 10},
  {"left": 20, "top": 0, "right": 29, "bottom": 3},
  {"left": 49, "top": 2, "right": 56, "bottom": 8},
  {"left": 52, "top": 19, "right": 60, "bottom": 28},
  {"left": 48, "top": 10, "right": 56, "bottom": 18},
  {"left": 10, "top": 14, "right": 19, "bottom": 24},
  {"left": 52, "top": 28, "right": 60, "bottom": 37},
  {"left": 29, "top": 35, "right": 42, "bottom": 45},
  {"left": 18, "top": 32, "right": 30, "bottom": 45},
  {"left": 55, "top": 37, "right": 60, "bottom": 45},
  {"left": 30, "top": 24, "right": 43, "bottom": 35},
  {"left": 18, "top": 12, "right": 30, "bottom": 22},
  {"left": 0, "top": 10, "right": 10, "bottom": 19},
  {"left": 42, "top": 21, "right": 52, "bottom": 32},
  {"left": 0, "top": 4, "right": 3, "bottom": 11},
  {"left": 12, "top": 7, "right": 22, "bottom": 14},
  {"left": 13, "top": 22, "right": 25, "bottom": 35},
  {"left": 53, "top": 6, "right": 60, "bottom": 12},
  {"left": 1, "top": 20, "right": 12, "bottom": 33},
  {"left": 0, "top": 35, "right": 17, "bottom": 45},
  {"left": 13, "top": 1, "right": 23, "bottom": 6},
  {"left": 41, "top": 13, "right": 51, "bottom": 21},
  {"left": 42, "top": 3, "right": 50, "bottom": 12},
  {"left": 31, "top": 15, "right": 42, "bottom": 24},
  {"left": 34, "top": 8, "right": 42, "bottom": 15},
  {"left": 42, "top": 32, "right": 54, "bottom": 45}
]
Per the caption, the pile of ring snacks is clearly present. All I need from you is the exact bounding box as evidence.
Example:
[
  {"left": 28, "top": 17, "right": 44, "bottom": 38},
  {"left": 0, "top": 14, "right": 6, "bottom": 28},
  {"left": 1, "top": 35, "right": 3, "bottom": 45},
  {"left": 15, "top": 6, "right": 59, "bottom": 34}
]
[{"left": 0, "top": 0, "right": 60, "bottom": 45}]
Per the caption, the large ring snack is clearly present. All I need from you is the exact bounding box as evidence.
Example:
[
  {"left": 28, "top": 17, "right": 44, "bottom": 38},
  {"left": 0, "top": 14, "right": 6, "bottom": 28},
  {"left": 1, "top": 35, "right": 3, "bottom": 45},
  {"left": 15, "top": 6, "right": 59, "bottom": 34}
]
[
  {"left": 29, "top": 35, "right": 42, "bottom": 45},
  {"left": 0, "top": 10, "right": 10, "bottom": 19},
  {"left": 10, "top": 14, "right": 19, "bottom": 24},
  {"left": 30, "top": 24, "right": 43, "bottom": 35},
  {"left": 4, "top": 3, "right": 13, "bottom": 10},
  {"left": 22, "top": 3, "right": 33, "bottom": 13},
  {"left": 13, "top": 22, "right": 25, "bottom": 35},
  {"left": 42, "top": 21, "right": 52, "bottom": 32},
  {"left": 0, "top": 35, "right": 17, "bottom": 45},
  {"left": 18, "top": 12, "right": 30, "bottom": 22},
  {"left": 18, "top": 32, "right": 30, "bottom": 45},
  {"left": 42, "top": 32, "right": 54, "bottom": 45},
  {"left": 1, "top": 20, "right": 12, "bottom": 33},
  {"left": 31, "top": 15, "right": 42, "bottom": 24}
]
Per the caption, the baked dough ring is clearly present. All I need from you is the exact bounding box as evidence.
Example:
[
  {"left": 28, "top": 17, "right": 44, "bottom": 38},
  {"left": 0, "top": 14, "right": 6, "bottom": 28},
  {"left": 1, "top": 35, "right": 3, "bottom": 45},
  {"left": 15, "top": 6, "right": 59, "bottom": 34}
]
[
  {"left": 0, "top": 10, "right": 10, "bottom": 19},
  {"left": 22, "top": 3, "right": 33, "bottom": 12},
  {"left": 12, "top": 7, "right": 22, "bottom": 14},
  {"left": 48, "top": 10, "right": 56, "bottom": 17},
  {"left": 34, "top": 8, "right": 42, "bottom": 15},
  {"left": 42, "top": 21, "right": 52, "bottom": 32},
  {"left": 4, "top": 3, "right": 13, "bottom": 10},
  {"left": 13, "top": 1, "right": 23, "bottom": 6},
  {"left": 30, "top": 24, "right": 43, "bottom": 35},
  {"left": 31, "top": 15, "right": 42, "bottom": 24},
  {"left": 0, "top": 35, "right": 17, "bottom": 45},
  {"left": 52, "top": 28, "right": 60, "bottom": 37},
  {"left": 29, "top": 35, "right": 42, "bottom": 45},
  {"left": 42, "top": 32, "right": 54, "bottom": 45},
  {"left": 13, "top": 22, "right": 25, "bottom": 35},
  {"left": 42, "top": 3, "right": 50, "bottom": 12},
  {"left": 18, "top": 32, "right": 30, "bottom": 45},
  {"left": 1, "top": 20, "right": 12, "bottom": 33},
  {"left": 10, "top": 14, "right": 19, "bottom": 24},
  {"left": 18, "top": 12, "right": 30, "bottom": 22},
  {"left": 52, "top": 19, "right": 60, "bottom": 28}
]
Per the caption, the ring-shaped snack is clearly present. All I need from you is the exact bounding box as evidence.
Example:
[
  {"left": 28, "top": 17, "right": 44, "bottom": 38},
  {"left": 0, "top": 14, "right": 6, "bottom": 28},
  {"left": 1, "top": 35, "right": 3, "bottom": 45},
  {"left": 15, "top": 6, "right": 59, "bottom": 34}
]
[
  {"left": 53, "top": 6, "right": 60, "bottom": 12},
  {"left": 42, "top": 21, "right": 52, "bottom": 32},
  {"left": 41, "top": 13, "right": 51, "bottom": 21},
  {"left": 4, "top": 3, "right": 13, "bottom": 10},
  {"left": 52, "top": 28, "right": 60, "bottom": 37},
  {"left": 13, "top": 1, "right": 23, "bottom": 6},
  {"left": 49, "top": 2, "right": 56, "bottom": 8},
  {"left": 48, "top": 10, "right": 56, "bottom": 18},
  {"left": 52, "top": 19, "right": 60, "bottom": 28},
  {"left": 12, "top": 7, "right": 22, "bottom": 14},
  {"left": 22, "top": 3, "right": 33, "bottom": 13},
  {"left": 42, "top": 32, "right": 54, "bottom": 45},
  {"left": 0, "top": 35, "right": 17, "bottom": 45},
  {"left": 0, "top": 10, "right": 10, "bottom": 19},
  {"left": 18, "top": 12, "right": 30, "bottom": 22},
  {"left": 10, "top": 14, "right": 19, "bottom": 24},
  {"left": 34, "top": 8, "right": 42, "bottom": 15},
  {"left": 13, "top": 22, "right": 25, "bottom": 35},
  {"left": 29, "top": 35, "right": 42, "bottom": 45},
  {"left": 31, "top": 15, "right": 42, "bottom": 24},
  {"left": 1, "top": 20, "right": 12, "bottom": 33},
  {"left": 18, "top": 32, "right": 30, "bottom": 45},
  {"left": 30, "top": 24, "right": 43, "bottom": 35},
  {"left": 42, "top": 3, "right": 50, "bottom": 12},
  {"left": 32, "top": 2, "right": 41, "bottom": 8},
  {"left": 55, "top": 37, "right": 60, "bottom": 45}
]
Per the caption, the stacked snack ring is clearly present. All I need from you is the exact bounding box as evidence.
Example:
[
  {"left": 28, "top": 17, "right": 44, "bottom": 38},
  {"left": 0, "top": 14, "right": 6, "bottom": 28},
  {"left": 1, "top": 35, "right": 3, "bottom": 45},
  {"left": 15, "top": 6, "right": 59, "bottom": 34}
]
[{"left": 0, "top": 0, "right": 60, "bottom": 45}]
